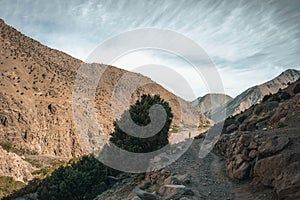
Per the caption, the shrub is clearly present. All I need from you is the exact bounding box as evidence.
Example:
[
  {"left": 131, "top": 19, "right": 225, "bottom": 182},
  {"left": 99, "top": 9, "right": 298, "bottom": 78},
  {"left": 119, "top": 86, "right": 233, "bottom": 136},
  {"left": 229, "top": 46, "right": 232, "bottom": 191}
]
[
  {"left": 293, "top": 83, "right": 300, "bottom": 94},
  {"left": 237, "top": 115, "right": 247, "bottom": 123},
  {"left": 37, "top": 155, "right": 110, "bottom": 200},
  {"left": 277, "top": 121, "right": 287, "bottom": 128},
  {"left": 0, "top": 142, "right": 12, "bottom": 152},
  {"left": 280, "top": 92, "right": 291, "bottom": 101},
  {"left": 110, "top": 94, "right": 173, "bottom": 153}
]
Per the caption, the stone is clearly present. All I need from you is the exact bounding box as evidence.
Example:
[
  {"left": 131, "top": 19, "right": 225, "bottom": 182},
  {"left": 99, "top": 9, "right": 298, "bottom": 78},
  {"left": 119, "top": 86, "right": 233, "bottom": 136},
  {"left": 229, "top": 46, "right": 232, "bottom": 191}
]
[
  {"left": 258, "top": 136, "right": 289, "bottom": 156},
  {"left": 133, "top": 188, "right": 161, "bottom": 200},
  {"left": 248, "top": 150, "right": 257, "bottom": 159},
  {"left": 235, "top": 154, "right": 244, "bottom": 166},
  {"left": 227, "top": 161, "right": 234, "bottom": 179},
  {"left": 274, "top": 161, "right": 300, "bottom": 199},
  {"left": 238, "top": 134, "right": 251, "bottom": 147},
  {"left": 233, "top": 162, "right": 250, "bottom": 180},
  {"left": 248, "top": 140, "right": 258, "bottom": 149},
  {"left": 48, "top": 103, "right": 57, "bottom": 114},
  {"left": 253, "top": 154, "right": 289, "bottom": 187},
  {"left": 226, "top": 124, "right": 238, "bottom": 133},
  {"left": 241, "top": 148, "right": 250, "bottom": 161}
]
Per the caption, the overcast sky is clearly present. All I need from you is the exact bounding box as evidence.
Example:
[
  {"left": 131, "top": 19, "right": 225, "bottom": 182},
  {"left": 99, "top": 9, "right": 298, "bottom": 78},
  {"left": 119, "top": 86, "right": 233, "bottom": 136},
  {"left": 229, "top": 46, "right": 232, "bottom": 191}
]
[{"left": 0, "top": 0, "right": 299, "bottom": 100}]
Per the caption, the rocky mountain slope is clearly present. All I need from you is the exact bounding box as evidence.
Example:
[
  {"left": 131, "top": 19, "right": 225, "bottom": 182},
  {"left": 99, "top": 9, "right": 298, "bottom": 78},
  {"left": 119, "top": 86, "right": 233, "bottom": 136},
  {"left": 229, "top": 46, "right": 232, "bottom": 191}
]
[
  {"left": 191, "top": 93, "right": 232, "bottom": 116},
  {"left": 215, "top": 78, "right": 300, "bottom": 199},
  {"left": 0, "top": 19, "right": 208, "bottom": 182},
  {"left": 208, "top": 69, "right": 300, "bottom": 122}
]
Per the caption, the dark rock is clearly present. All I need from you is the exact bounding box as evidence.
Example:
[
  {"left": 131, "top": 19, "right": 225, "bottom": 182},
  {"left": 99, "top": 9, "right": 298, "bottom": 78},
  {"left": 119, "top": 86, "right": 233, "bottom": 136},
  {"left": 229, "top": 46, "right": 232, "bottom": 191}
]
[
  {"left": 226, "top": 124, "right": 238, "bottom": 133},
  {"left": 248, "top": 150, "right": 257, "bottom": 159},
  {"left": 235, "top": 154, "right": 244, "bottom": 166},
  {"left": 248, "top": 140, "right": 258, "bottom": 149},
  {"left": 238, "top": 134, "right": 251, "bottom": 147},
  {"left": 48, "top": 103, "right": 57, "bottom": 114},
  {"left": 258, "top": 136, "right": 289, "bottom": 156},
  {"left": 183, "top": 188, "right": 194, "bottom": 196},
  {"left": 233, "top": 162, "right": 250, "bottom": 180},
  {"left": 253, "top": 154, "right": 289, "bottom": 187},
  {"left": 0, "top": 112, "right": 11, "bottom": 126},
  {"left": 275, "top": 161, "right": 300, "bottom": 199}
]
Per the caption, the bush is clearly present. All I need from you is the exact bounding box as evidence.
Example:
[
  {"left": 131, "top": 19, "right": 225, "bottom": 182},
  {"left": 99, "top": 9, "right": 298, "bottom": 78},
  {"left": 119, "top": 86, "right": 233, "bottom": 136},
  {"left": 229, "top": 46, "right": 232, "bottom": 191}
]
[
  {"left": 110, "top": 94, "right": 173, "bottom": 153},
  {"left": 293, "top": 83, "right": 300, "bottom": 94},
  {"left": 262, "top": 93, "right": 272, "bottom": 102},
  {"left": 280, "top": 92, "right": 291, "bottom": 101},
  {"left": 0, "top": 176, "right": 25, "bottom": 199},
  {"left": 0, "top": 142, "right": 12, "bottom": 152},
  {"left": 37, "top": 155, "right": 110, "bottom": 200},
  {"left": 237, "top": 115, "right": 247, "bottom": 123},
  {"left": 277, "top": 121, "right": 287, "bottom": 128}
]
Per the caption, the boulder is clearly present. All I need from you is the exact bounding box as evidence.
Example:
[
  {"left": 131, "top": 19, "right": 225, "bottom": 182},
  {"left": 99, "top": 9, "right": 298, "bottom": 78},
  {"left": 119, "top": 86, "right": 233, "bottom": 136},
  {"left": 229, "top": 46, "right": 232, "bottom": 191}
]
[
  {"left": 233, "top": 162, "right": 250, "bottom": 180},
  {"left": 248, "top": 150, "right": 257, "bottom": 159},
  {"left": 226, "top": 124, "right": 238, "bottom": 133},
  {"left": 275, "top": 161, "right": 300, "bottom": 199},
  {"left": 237, "top": 134, "right": 251, "bottom": 147},
  {"left": 253, "top": 154, "right": 289, "bottom": 187},
  {"left": 258, "top": 136, "right": 289, "bottom": 156}
]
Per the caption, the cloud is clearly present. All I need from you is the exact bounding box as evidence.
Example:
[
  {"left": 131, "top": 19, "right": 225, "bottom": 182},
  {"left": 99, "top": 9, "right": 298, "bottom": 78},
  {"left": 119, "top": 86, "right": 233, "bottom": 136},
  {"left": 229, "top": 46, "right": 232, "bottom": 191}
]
[{"left": 0, "top": 0, "right": 299, "bottom": 99}]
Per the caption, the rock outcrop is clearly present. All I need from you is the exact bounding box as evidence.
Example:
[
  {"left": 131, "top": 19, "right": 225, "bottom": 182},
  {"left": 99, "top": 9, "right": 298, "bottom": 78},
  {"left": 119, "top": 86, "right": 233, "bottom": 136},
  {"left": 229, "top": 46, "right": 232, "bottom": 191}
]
[
  {"left": 215, "top": 80, "right": 300, "bottom": 199},
  {"left": 0, "top": 146, "right": 34, "bottom": 182}
]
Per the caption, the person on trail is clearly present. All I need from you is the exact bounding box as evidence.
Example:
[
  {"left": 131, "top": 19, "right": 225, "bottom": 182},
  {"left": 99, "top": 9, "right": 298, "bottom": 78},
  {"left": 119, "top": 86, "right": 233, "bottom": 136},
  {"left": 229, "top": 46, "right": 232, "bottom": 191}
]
[{"left": 189, "top": 132, "right": 191, "bottom": 139}]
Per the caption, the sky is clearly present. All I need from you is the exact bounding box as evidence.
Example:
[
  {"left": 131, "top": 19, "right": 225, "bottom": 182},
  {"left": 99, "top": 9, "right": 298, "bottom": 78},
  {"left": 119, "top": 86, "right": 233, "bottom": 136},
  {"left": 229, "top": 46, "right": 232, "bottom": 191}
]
[{"left": 0, "top": 0, "right": 299, "bottom": 101}]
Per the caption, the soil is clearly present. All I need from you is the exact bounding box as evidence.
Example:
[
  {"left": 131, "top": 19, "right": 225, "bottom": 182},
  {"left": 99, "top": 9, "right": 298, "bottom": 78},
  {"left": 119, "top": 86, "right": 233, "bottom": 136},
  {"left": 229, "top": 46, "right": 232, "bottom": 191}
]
[{"left": 163, "top": 138, "right": 277, "bottom": 200}]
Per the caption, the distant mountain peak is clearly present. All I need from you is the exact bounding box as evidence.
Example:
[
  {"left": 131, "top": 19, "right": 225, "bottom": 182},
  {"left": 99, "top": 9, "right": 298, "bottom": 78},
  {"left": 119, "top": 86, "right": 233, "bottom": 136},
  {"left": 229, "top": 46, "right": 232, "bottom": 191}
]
[{"left": 206, "top": 68, "right": 300, "bottom": 122}]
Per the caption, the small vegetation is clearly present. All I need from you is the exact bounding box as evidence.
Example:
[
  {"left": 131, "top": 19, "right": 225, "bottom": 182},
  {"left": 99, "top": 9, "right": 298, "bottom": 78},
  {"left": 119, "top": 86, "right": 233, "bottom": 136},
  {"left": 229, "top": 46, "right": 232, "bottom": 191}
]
[
  {"left": 293, "top": 83, "right": 300, "bottom": 94},
  {"left": 0, "top": 176, "right": 25, "bottom": 199},
  {"left": 280, "top": 92, "right": 291, "bottom": 100},
  {"left": 277, "top": 121, "right": 287, "bottom": 128},
  {"left": 37, "top": 155, "right": 110, "bottom": 200},
  {"left": 0, "top": 141, "right": 38, "bottom": 156},
  {"left": 237, "top": 115, "right": 247, "bottom": 123},
  {"left": 169, "top": 126, "right": 179, "bottom": 134},
  {"left": 0, "top": 141, "right": 12, "bottom": 152}
]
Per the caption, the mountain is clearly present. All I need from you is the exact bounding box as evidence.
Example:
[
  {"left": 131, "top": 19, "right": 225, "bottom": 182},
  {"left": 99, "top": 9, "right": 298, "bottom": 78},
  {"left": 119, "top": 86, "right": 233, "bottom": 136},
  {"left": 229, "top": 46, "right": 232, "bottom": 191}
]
[
  {"left": 208, "top": 69, "right": 300, "bottom": 122},
  {"left": 0, "top": 19, "right": 208, "bottom": 182},
  {"left": 191, "top": 93, "right": 232, "bottom": 114}
]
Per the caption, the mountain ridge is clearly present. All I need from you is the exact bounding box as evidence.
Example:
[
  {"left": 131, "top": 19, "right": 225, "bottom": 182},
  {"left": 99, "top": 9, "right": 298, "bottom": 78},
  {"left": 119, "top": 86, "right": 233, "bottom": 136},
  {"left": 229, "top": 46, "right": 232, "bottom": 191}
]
[
  {"left": 206, "top": 68, "right": 300, "bottom": 122},
  {"left": 0, "top": 19, "right": 208, "bottom": 182}
]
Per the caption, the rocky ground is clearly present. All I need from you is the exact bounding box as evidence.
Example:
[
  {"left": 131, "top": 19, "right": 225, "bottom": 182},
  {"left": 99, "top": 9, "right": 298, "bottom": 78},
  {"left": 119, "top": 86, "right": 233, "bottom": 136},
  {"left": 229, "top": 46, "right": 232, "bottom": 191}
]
[
  {"left": 95, "top": 138, "right": 281, "bottom": 200},
  {"left": 96, "top": 80, "right": 300, "bottom": 200}
]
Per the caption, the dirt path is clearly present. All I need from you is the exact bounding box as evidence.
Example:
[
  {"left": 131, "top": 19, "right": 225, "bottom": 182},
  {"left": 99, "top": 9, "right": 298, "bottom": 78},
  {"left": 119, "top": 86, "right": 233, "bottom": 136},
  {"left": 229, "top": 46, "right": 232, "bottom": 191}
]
[
  {"left": 166, "top": 139, "right": 233, "bottom": 199},
  {"left": 166, "top": 138, "right": 275, "bottom": 200}
]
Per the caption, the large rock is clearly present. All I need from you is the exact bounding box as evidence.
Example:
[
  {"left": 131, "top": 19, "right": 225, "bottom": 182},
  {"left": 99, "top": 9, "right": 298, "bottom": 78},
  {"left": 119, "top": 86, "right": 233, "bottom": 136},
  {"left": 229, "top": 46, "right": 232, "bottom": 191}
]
[
  {"left": 274, "top": 161, "right": 300, "bottom": 199},
  {"left": 258, "top": 136, "right": 289, "bottom": 156},
  {"left": 233, "top": 162, "right": 251, "bottom": 180},
  {"left": 253, "top": 154, "right": 289, "bottom": 187},
  {"left": 133, "top": 188, "right": 161, "bottom": 200},
  {"left": 158, "top": 174, "right": 193, "bottom": 199}
]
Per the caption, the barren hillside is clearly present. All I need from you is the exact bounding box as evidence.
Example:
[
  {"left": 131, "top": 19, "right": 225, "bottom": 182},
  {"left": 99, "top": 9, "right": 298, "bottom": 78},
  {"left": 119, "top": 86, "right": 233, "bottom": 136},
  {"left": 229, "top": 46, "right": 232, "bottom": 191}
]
[{"left": 0, "top": 19, "right": 207, "bottom": 181}]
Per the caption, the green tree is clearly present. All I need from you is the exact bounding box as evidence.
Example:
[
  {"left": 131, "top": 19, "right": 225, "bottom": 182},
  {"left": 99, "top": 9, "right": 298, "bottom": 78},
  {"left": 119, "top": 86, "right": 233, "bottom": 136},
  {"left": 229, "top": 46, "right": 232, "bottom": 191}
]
[{"left": 110, "top": 94, "right": 173, "bottom": 153}]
